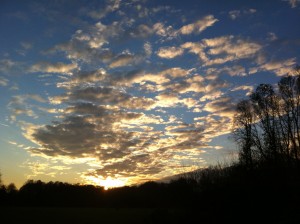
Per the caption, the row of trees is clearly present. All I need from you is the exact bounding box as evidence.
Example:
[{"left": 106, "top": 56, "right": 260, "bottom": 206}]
[{"left": 233, "top": 67, "right": 300, "bottom": 167}]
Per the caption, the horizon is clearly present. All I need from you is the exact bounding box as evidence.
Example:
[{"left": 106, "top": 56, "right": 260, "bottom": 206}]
[{"left": 0, "top": 0, "right": 299, "bottom": 189}]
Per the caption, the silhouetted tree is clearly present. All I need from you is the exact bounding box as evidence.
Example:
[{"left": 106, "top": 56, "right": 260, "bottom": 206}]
[
  {"left": 278, "top": 69, "right": 300, "bottom": 160},
  {"left": 233, "top": 66, "right": 300, "bottom": 166},
  {"left": 233, "top": 100, "right": 255, "bottom": 167}
]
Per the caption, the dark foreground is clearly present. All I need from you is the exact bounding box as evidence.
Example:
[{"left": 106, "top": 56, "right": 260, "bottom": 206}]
[
  {"left": 1, "top": 206, "right": 300, "bottom": 224},
  {"left": 1, "top": 161, "right": 300, "bottom": 223}
]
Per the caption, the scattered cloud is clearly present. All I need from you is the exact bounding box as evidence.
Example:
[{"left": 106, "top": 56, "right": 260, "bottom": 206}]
[
  {"left": 30, "top": 62, "right": 78, "bottom": 74},
  {"left": 284, "top": 0, "right": 300, "bottom": 8},
  {"left": 180, "top": 36, "right": 262, "bottom": 66},
  {"left": 179, "top": 15, "right": 218, "bottom": 35},
  {"left": 87, "top": 0, "right": 121, "bottom": 19},
  {"left": 157, "top": 46, "right": 184, "bottom": 59},
  {"left": 231, "top": 85, "right": 254, "bottom": 96},
  {"left": 267, "top": 32, "right": 278, "bottom": 41},
  {"left": 20, "top": 42, "right": 32, "bottom": 50},
  {"left": 203, "top": 97, "right": 236, "bottom": 118},
  {"left": 109, "top": 52, "right": 142, "bottom": 68},
  {"left": 8, "top": 94, "right": 47, "bottom": 121},
  {"left": 228, "top": 10, "right": 241, "bottom": 20},
  {"left": 228, "top": 8, "right": 256, "bottom": 20},
  {"left": 0, "top": 76, "right": 9, "bottom": 86},
  {"left": 203, "top": 36, "right": 262, "bottom": 66},
  {"left": 0, "top": 59, "right": 24, "bottom": 75},
  {"left": 255, "top": 58, "right": 296, "bottom": 76},
  {"left": 144, "top": 42, "right": 152, "bottom": 56}
]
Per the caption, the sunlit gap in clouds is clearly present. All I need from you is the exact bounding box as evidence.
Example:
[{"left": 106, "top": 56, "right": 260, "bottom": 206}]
[{"left": 85, "top": 175, "right": 127, "bottom": 190}]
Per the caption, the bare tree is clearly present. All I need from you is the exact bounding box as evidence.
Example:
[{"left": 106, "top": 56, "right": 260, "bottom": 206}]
[
  {"left": 233, "top": 66, "right": 300, "bottom": 167},
  {"left": 233, "top": 100, "right": 254, "bottom": 167}
]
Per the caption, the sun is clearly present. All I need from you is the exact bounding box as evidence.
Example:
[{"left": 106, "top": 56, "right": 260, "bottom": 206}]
[
  {"left": 85, "top": 175, "right": 126, "bottom": 190},
  {"left": 100, "top": 177, "right": 125, "bottom": 190}
]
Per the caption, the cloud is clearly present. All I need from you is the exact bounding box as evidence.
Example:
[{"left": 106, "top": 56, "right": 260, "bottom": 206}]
[
  {"left": 8, "top": 94, "right": 47, "bottom": 121},
  {"left": 205, "top": 36, "right": 261, "bottom": 66},
  {"left": 179, "top": 15, "right": 218, "bottom": 35},
  {"left": 109, "top": 52, "right": 142, "bottom": 68},
  {"left": 0, "top": 59, "right": 24, "bottom": 75},
  {"left": 26, "top": 102, "right": 167, "bottom": 174},
  {"left": 87, "top": 0, "right": 121, "bottom": 19},
  {"left": 157, "top": 46, "right": 184, "bottom": 59},
  {"left": 207, "top": 65, "right": 247, "bottom": 77},
  {"left": 205, "top": 78, "right": 229, "bottom": 93},
  {"left": 203, "top": 97, "right": 236, "bottom": 118},
  {"left": 284, "top": 0, "right": 300, "bottom": 8},
  {"left": 58, "top": 69, "right": 107, "bottom": 89},
  {"left": 152, "top": 22, "right": 177, "bottom": 39},
  {"left": 20, "top": 42, "right": 32, "bottom": 50},
  {"left": 267, "top": 32, "right": 278, "bottom": 41},
  {"left": 52, "top": 85, "right": 156, "bottom": 110},
  {"left": 181, "top": 36, "right": 262, "bottom": 66},
  {"left": 0, "top": 76, "right": 9, "bottom": 86},
  {"left": 231, "top": 85, "right": 254, "bottom": 96},
  {"left": 254, "top": 58, "right": 296, "bottom": 76},
  {"left": 194, "top": 114, "right": 233, "bottom": 142},
  {"left": 90, "top": 153, "right": 165, "bottom": 179},
  {"left": 30, "top": 62, "right": 78, "bottom": 74},
  {"left": 48, "top": 21, "right": 122, "bottom": 63},
  {"left": 144, "top": 42, "right": 152, "bottom": 56},
  {"left": 205, "top": 36, "right": 261, "bottom": 61},
  {"left": 155, "top": 93, "right": 180, "bottom": 107},
  {"left": 23, "top": 160, "right": 71, "bottom": 179},
  {"left": 228, "top": 10, "right": 240, "bottom": 20},
  {"left": 228, "top": 9, "right": 256, "bottom": 20},
  {"left": 181, "top": 42, "right": 208, "bottom": 62}
]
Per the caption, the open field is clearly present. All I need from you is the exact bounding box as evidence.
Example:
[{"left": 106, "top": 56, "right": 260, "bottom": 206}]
[
  {"left": 0, "top": 207, "right": 192, "bottom": 224},
  {"left": 1, "top": 206, "right": 300, "bottom": 224}
]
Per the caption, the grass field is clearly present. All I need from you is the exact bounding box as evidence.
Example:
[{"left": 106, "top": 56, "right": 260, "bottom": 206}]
[{"left": 0, "top": 207, "right": 191, "bottom": 224}]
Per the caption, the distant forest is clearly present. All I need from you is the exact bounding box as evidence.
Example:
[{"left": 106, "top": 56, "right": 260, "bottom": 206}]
[{"left": 1, "top": 67, "right": 300, "bottom": 223}]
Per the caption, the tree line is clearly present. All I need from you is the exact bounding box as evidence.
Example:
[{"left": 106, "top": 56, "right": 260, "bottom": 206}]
[{"left": 233, "top": 66, "right": 300, "bottom": 168}]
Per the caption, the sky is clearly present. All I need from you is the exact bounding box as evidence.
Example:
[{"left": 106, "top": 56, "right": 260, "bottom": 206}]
[{"left": 0, "top": 0, "right": 299, "bottom": 189}]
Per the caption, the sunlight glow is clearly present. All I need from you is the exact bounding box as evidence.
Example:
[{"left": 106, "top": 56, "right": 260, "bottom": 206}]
[
  {"left": 85, "top": 175, "right": 126, "bottom": 190},
  {"left": 100, "top": 177, "right": 125, "bottom": 190}
]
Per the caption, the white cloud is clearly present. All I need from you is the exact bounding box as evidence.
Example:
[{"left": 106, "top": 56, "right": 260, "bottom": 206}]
[
  {"left": 0, "top": 76, "right": 9, "bottom": 86},
  {"left": 231, "top": 85, "right": 254, "bottom": 96},
  {"left": 284, "top": 0, "right": 300, "bottom": 8},
  {"left": 20, "top": 42, "right": 32, "bottom": 50},
  {"left": 267, "top": 32, "right": 278, "bottom": 41},
  {"left": 257, "top": 58, "right": 296, "bottom": 76},
  {"left": 157, "top": 46, "right": 184, "bottom": 59},
  {"left": 182, "top": 36, "right": 261, "bottom": 66},
  {"left": 144, "top": 42, "right": 152, "bottom": 56},
  {"left": 109, "top": 53, "right": 140, "bottom": 68},
  {"left": 208, "top": 65, "right": 247, "bottom": 77},
  {"left": 30, "top": 62, "right": 78, "bottom": 74},
  {"left": 181, "top": 42, "right": 208, "bottom": 62},
  {"left": 88, "top": 0, "right": 121, "bottom": 19},
  {"left": 204, "top": 36, "right": 262, "bottom": 66},
  {"left": 0, "top": 59, "right": 24, "bottom": 75},
  {"left": 8, "top": 94, "right": 47, "bottom": 121},
  {"left": 228, "top": 9, "right": 256, "bottom": 20},
  {"left": 153, "top": 22, "right": 177, "bottom": 39},
  {"left": 179, "top": 15, "right": 218, "bottom": 35},
  {"left": 228, "top": 10, "right": 240, "bottom": 20}
]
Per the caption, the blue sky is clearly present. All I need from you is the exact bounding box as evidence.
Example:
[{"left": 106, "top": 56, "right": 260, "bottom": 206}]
[{"left": 0, "top": 0, "right": 299, "bottom": 188}]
